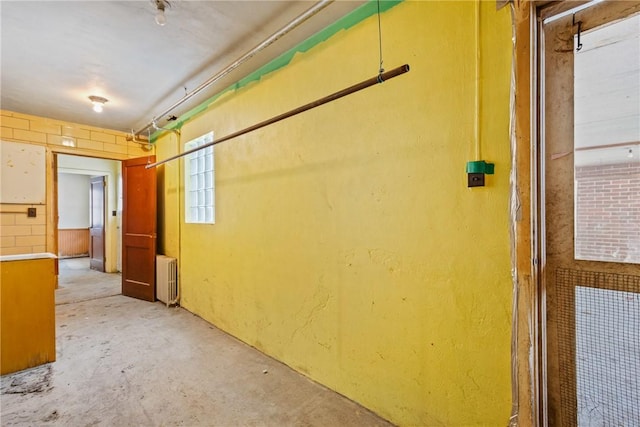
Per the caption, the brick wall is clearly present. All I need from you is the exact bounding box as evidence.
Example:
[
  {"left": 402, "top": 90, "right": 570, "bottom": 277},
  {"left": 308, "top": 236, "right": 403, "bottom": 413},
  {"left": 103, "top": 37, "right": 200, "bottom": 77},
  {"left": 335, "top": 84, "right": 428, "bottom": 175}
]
[
  {"left": 575, "top": 162, "right": 640, "bottom": 264},
  {"left": 0, "top": 110, "right": 151, "bottom": 256}
]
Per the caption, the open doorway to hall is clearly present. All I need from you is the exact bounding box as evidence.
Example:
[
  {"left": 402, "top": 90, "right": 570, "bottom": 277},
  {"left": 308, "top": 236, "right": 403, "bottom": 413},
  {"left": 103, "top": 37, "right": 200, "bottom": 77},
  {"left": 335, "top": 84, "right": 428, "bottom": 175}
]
[{"left": 55, "top": 154, "right": 122, "bottom": 305}]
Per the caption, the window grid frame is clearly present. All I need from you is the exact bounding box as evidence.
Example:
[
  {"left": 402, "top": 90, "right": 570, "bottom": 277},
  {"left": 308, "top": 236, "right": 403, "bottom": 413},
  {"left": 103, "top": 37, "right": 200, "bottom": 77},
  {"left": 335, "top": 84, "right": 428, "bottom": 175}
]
[{"left": 184, "top": 132, "right": 214, "bottom": 224}]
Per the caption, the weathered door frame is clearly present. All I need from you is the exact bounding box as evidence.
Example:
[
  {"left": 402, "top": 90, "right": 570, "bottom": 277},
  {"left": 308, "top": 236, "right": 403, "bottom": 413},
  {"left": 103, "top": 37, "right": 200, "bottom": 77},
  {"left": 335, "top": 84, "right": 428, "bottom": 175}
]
[
  {"left": 537, "top": 3, "right": 640, "bottom": 425},
  {"left": 512, "top": 2, "right": 640, "bottom": 426},
  {"left": 53, "top": 153, "right": 121, "bottom": 273}
]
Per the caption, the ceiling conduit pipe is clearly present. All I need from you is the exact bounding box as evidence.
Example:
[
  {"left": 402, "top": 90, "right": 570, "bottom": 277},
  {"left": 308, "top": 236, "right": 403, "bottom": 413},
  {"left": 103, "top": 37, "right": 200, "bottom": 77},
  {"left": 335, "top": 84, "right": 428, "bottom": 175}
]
[{"left": 132, "top": 0, "right": 334, "bottom": 139}]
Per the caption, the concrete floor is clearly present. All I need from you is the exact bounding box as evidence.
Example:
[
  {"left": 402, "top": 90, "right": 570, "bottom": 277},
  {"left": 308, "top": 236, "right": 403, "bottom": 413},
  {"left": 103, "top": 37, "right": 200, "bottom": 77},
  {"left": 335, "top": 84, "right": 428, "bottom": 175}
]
[
  {"left": 55, "top": 257, "right": 121, "bottom": 305},
  {"left": 1, "top": 260, "right": 391, "bottom": 426}
]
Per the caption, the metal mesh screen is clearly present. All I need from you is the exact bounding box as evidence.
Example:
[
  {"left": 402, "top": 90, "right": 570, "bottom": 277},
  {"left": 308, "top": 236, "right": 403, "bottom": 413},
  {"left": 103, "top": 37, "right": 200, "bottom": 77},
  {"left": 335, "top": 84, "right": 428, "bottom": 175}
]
[{"left": 556, "top": 269, "right": 640, "bottom": 426}]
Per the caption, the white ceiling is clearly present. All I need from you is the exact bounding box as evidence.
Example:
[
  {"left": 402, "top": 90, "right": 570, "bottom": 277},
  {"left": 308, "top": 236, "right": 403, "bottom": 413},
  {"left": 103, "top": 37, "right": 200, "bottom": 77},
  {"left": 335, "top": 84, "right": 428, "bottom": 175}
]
[{"left": 0, "top": 0, "right": 365, "bottom": 135}]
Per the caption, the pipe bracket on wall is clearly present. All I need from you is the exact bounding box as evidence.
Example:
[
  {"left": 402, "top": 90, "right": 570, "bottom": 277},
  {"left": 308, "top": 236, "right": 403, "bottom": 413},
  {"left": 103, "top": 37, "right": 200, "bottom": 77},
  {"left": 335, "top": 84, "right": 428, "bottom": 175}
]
[{"left": 146, "top": 64, "right": 410, "bottom": 169}]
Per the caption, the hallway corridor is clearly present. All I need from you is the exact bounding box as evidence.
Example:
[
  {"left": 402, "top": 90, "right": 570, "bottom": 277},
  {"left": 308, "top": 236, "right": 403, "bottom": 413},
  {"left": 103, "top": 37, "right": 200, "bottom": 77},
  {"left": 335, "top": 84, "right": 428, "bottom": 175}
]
[{"left": 55, "top": 257, "right": 120, "bottom": 305}]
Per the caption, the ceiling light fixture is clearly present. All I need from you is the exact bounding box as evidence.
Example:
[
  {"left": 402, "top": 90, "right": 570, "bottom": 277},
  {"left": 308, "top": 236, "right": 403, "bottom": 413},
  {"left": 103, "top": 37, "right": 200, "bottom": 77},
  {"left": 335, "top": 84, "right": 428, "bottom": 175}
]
[
  {"left": 154, "top": 0, "right": 171, "bottom": 26},
  {"left": 88, "top": 95, "right": 108, "bottom": 113}
]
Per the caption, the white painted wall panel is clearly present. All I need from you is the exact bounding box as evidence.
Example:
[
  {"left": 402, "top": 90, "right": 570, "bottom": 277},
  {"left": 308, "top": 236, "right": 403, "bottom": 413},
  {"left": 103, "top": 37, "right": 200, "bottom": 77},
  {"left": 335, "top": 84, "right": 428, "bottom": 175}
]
[
  {"left": 57, "top": 173, "right": 90, "bottom": 229},
  {"left": 0, "top": 141, "right": 45, "bottom": 204}
]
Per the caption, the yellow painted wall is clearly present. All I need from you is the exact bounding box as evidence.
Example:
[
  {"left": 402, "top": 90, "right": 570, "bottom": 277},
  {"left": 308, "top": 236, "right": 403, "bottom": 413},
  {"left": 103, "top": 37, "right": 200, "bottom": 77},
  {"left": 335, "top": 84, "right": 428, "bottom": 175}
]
[
  {"left": 157, "top": 1, "right": 513, "bottom": 425},
  {"left": 156, "top": 134, "right": 181, "bottom": 260},
  {"left": 0, "top": 255, "right": 56, "bottom": 374}
]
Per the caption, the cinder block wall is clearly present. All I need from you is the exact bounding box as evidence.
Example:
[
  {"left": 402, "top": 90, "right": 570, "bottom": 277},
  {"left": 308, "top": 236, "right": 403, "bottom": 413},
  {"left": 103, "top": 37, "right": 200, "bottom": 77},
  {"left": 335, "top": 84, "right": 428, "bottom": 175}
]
[
  {"left": 1, "top": 110, "right": 151, "bottom": 256},
  {"left": 0, "top": 204, "right": 47, "bottom": 255},
  {"left": 1, "top": 111, "right": 135, "bottom": 154}
]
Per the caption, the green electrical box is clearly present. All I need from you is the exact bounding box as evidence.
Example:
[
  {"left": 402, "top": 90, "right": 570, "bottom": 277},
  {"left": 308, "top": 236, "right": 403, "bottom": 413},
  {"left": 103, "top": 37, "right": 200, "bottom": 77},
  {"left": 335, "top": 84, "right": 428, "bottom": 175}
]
[{"left": 466, "top": 161, "right": 495, "bottom": 187}]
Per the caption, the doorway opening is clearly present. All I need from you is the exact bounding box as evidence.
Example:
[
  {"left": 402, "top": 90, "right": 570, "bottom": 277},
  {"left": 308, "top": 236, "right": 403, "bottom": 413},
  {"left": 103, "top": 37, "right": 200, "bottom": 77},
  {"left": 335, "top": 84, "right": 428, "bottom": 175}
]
[{"left": 55, "top": 154, "right": 123, "bottom": 305}]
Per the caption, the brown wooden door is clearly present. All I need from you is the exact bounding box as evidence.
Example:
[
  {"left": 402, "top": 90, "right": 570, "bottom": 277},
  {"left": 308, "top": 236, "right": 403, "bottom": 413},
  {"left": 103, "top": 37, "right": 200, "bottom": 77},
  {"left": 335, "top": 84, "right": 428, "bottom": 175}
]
[
  {"left": 122, "top": 156, "right": 157, "bottom": 301},
  {"left": 540, "top": 3, "right": 640, "bottom": 425},
  {"left": 89, "top": 176, "right": 105, "bottom": 272}
]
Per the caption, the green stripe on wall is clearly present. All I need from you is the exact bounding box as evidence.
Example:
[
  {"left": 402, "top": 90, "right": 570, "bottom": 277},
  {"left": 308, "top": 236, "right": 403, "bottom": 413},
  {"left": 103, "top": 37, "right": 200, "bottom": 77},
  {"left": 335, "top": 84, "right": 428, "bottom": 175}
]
[{"left": 151, "top": 0, "right": 403, "bottom": 141}]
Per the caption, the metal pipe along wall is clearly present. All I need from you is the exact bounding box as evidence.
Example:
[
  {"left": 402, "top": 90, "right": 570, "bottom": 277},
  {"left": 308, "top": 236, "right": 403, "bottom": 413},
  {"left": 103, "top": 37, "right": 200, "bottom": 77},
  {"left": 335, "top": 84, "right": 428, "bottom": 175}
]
[{"left": 146, "top": 64, "right": 410, "bottom": 169}]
